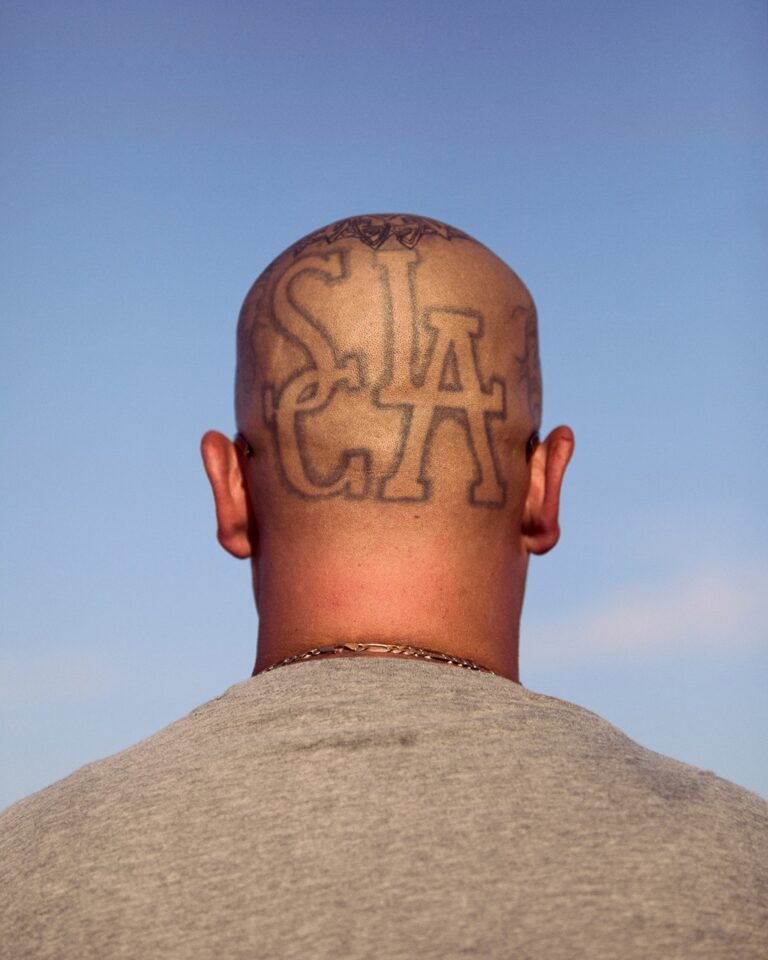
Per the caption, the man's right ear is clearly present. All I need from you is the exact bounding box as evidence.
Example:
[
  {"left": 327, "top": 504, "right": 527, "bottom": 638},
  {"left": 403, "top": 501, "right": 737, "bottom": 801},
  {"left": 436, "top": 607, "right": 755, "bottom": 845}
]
[
  {"left": 200, "top": 430, "right": 255, "bottom": 559},
  {"left": 521, "top": 425, "right": 575, "bottom": 556}
]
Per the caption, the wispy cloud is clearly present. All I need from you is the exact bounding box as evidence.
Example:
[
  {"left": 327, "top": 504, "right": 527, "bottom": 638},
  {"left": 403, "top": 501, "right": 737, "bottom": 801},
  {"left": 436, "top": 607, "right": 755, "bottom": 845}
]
[{"left": 525, "top": 562, "right": 768, "bottom": 666}]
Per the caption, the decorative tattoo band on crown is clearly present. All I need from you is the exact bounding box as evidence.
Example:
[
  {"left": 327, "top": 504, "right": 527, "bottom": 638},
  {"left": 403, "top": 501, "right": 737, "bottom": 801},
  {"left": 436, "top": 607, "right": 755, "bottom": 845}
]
[
  {"left": 290, "top": 214, "right": 471, "bottom": 257},
  {"left": 236, "top": 217, "right": 473, "bottom": 397},
  {"left": 254, "top": 244, "right": 515, "bottom": 509}
]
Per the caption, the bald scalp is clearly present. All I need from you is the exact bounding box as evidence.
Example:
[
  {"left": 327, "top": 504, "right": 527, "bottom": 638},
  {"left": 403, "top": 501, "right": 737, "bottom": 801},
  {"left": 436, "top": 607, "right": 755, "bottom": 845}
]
[{"left": 235, "top": 214, "right": 541, "bottom": 534}]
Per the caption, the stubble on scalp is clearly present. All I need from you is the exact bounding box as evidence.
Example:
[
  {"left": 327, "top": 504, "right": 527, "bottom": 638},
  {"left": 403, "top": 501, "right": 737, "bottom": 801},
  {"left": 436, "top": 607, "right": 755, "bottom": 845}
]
[{"left": 235, "top": 214, "right": 542, "bottom": 518}]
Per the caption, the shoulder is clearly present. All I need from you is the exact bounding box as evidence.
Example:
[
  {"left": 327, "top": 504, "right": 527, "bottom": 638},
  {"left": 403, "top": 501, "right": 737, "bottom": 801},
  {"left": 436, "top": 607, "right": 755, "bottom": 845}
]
[
  {"left": 0, "top": 684, "right": 239, "bottom": 858},
  {"left": 521, "top": 686, "right": 768, "bottom": 852}
]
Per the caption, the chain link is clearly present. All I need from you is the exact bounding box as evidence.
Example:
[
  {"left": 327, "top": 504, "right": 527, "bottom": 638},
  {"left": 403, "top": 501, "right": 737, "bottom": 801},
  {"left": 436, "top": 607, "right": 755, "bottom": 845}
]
[{"left": 264, "top": 642, "right": 494, "bottom": 674}]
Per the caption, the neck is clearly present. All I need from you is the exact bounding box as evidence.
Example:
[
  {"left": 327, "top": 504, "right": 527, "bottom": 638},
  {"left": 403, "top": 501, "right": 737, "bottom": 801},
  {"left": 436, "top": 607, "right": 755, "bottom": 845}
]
[{"left": 251, "top": 535, "right": 527, "bottom": 683}]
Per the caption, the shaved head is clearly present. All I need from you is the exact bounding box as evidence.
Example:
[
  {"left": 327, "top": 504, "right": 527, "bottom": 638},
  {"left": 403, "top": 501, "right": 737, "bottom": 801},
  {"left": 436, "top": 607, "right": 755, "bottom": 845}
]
[
  {"left": 203, "top": 212, "right": 572, "bottom": 675},
  {"left": 235, "top": 213, "right": 542, "bottom": 541}
]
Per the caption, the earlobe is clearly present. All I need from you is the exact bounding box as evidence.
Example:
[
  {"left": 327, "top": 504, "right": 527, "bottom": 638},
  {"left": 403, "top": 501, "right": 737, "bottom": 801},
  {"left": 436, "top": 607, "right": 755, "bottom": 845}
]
[
  {"left": 200, "top": 430, "right": 255, "bottom": 559},
  {"left": 521, "top": 425, "right": 574, "bottom": 556}
]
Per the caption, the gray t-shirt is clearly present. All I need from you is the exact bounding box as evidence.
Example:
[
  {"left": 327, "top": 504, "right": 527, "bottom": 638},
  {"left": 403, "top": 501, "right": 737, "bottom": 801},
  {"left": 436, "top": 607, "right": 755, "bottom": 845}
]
[{"left": 1, "top": 656, "right": 766, "bottom": 959}]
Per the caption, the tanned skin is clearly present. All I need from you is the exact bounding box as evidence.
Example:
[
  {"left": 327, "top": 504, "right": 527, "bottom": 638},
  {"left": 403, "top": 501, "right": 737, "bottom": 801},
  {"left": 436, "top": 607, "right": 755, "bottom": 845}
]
[{"left": 202, "top": 214, "right": 574, "bottom": 683}]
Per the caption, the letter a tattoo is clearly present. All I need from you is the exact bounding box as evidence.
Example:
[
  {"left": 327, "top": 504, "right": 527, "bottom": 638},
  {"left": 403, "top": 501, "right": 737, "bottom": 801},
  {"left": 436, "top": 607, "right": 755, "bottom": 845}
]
[{"left": 262, "top": 244, "right": 507, "bottom": 507}]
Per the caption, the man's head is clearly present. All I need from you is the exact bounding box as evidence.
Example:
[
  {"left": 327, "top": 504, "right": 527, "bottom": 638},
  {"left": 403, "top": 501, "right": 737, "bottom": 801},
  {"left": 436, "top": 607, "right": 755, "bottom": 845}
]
[{"left": 202, "top": 214, "right": 573, "bottom": 677}]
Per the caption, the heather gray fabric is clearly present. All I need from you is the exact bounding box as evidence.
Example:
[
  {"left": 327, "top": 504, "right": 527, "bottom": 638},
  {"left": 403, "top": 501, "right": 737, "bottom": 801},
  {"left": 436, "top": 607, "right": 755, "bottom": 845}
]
[{"left": 1, "top": 656, "right": 766, "bottom": 959}]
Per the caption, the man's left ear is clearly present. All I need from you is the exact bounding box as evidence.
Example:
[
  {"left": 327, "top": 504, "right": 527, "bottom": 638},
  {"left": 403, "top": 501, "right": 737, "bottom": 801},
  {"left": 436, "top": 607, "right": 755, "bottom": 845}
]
[
  {"left": 200, "top": 430, "right": 255, "bottom": 559},
  {"left": 521, "top": 425, "right": 575, "bottom": 556}
]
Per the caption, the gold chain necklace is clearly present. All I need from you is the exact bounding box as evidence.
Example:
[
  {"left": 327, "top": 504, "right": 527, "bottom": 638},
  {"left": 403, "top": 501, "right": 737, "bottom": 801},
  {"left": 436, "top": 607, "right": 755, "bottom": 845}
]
[{"left": 263, "top": 642, "right": 495, "bottom": 674}]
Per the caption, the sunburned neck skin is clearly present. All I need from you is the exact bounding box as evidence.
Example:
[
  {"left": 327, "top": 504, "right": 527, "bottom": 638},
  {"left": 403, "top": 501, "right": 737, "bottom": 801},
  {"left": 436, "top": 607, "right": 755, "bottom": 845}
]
[
  {"left": 201, "top": 214, "right": 574, "bottom": 686},
  {"left": 250, "top": 511, "right": 529, "bottom": 680}
]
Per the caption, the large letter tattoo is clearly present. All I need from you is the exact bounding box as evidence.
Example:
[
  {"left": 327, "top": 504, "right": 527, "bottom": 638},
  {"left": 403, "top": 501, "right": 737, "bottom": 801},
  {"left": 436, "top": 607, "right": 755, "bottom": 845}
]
[
  {"left": 263, "top": 251, "right": 370, "bottom": 498},
  {"left": 261, "top": 246, "right": 507, "bottom": 507},
  {"left": 374, "top": 249, "right": 505, "bottom": 504}
]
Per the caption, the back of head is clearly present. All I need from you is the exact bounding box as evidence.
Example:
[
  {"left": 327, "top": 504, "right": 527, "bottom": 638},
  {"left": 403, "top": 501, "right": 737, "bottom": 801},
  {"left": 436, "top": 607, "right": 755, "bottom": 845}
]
[
  {"left": 203, "top": 212, "right": 573, "bottom": 674},
  {"left": 235, "top": 214, "right": 542, "bottom": 554}
]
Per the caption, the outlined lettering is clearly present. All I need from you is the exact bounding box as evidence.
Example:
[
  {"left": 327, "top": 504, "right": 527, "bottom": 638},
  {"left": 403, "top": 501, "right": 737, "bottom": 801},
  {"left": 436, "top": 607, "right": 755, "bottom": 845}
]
[{"left": 261, "top": 243, "right": 508, "bottom": 507}]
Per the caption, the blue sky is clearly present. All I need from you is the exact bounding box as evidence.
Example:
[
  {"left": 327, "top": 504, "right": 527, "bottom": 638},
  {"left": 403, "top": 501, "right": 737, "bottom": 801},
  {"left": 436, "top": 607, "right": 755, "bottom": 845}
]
[{"left": 1, "top": 0, "right": 766, "bottom": 808}]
